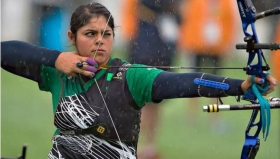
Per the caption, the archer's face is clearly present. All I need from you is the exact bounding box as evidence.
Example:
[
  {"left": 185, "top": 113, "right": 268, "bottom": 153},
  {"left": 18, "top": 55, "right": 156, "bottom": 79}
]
[{"left": 70, "top": 16, "right": 114, "bottom": 65}]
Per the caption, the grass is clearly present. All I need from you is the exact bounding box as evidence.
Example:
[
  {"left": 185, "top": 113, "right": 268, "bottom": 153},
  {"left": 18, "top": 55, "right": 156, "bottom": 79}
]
[
  {"left": 1, "top": 53, "right": 279, "bottom": 159},
  {"left": 1, "top": 71, "right": 55, "bottom": 158}
]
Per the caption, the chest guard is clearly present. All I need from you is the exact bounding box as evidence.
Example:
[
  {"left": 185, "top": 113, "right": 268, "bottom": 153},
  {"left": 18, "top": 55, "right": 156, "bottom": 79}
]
[{"left": 54, "top": 59, "right": 141, "bottom": 142}]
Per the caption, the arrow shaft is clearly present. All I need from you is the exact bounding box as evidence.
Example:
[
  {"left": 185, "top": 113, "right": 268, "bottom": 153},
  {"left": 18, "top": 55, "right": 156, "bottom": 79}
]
[
  {"left": 101, "top": 65, "right": 245, "bottom": 70},
  {"left": 203, "top": 102, "right": 280, "bottom": 112}
]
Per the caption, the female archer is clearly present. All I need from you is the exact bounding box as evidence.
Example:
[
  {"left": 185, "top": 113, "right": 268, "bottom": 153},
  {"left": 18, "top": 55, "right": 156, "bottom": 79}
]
[{"left": 1, "top": 2, "right": 277, "bottom": 159}]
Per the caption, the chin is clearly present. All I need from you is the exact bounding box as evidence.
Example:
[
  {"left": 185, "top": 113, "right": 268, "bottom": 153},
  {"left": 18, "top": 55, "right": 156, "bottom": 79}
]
[
  {"left": 96, "top": 57, "right": 109, "bottom": 64},
  {"left": 95, "top": 59, "right": 105, "bottom": 65}
]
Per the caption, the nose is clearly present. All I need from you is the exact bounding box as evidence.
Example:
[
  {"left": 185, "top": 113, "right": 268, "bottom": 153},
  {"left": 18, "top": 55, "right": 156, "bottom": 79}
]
[{"left": 95, "top": 34, "right": 103, "bottom": 45}]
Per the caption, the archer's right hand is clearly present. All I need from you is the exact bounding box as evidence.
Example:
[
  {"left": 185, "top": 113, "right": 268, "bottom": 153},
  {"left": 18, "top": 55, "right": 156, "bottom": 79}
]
[{"left": 55, "top": 52, "right": 98, "bottom": 78}]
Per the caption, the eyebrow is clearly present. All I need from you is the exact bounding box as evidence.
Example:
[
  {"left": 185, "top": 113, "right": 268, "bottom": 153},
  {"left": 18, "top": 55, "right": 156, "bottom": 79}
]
[{"left": 84, "top": 29, "right": 112, "bottom": 32}]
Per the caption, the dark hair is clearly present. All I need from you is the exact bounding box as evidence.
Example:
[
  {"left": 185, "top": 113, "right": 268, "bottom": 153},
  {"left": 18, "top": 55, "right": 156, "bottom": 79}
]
[{"left": 70, "top": 2, "right": 115, "bottom": 39}]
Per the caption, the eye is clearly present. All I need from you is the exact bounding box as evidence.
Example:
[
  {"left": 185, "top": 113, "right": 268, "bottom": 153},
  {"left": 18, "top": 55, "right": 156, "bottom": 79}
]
[
  {"left": 85, "top": 32, "right": 96, "bottom": 37},
  {"left": 104, "top": 33, "right": 111, "bottom": 36}
]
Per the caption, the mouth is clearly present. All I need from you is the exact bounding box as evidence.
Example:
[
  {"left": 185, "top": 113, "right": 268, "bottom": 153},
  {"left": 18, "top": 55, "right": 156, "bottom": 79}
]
[{"left": 93, "top": 49, "right": 105, "bottom": 55}]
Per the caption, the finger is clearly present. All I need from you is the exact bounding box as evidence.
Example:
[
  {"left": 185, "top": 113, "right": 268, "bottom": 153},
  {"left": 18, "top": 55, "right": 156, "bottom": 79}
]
[
  {"left": 79, "top": 57, "right": 98, "bottom": 67},
  {"left": 85, "top": 65, "right": 98, "bottom": 73},
  {"left": 72, "top": 64, "right": 86, "bottom": 74},
  {"left": 76, "top": 62, "right": 98, "bottom": 73},
  {"left": 76, "top": 61, "right": 91, "bottom": 69},
  {"left": 266, "top": 75, "right": 278, "bottom": 86},
  {"left": 265, "top": 87, "right": 275, "bottom": 95},
  {"left": 76, "top": 62, "right": 84, "bottom": 68},
  {"left": 79, "top": 69, "right": 95, "bottom": 78},
  {"left": 253, "top": 77, "right": 265, "bottom": 84},
  {"left": 263, "top": 84, "right": 275, "bottom": 95},
  {"left": 86, "top": 57, "right": 98, "bottom": 66}
]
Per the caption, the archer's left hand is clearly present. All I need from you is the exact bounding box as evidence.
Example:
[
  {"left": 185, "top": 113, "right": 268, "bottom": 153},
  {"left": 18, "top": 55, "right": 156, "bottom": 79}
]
[{"left": 241, "top": 74, "right": 278, "bottom": 95}]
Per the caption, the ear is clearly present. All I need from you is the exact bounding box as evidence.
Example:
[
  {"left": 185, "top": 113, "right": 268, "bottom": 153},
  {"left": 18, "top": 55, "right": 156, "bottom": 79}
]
[{"left": 67, "top": 30, "right": 75, "bottom": 45}]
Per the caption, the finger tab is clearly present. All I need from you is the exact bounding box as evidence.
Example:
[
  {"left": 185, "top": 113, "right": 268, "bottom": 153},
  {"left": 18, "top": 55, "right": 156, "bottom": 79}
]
[
  {"left": 87, "top": 66, "right": 98, "bottom": 72},
  {"left": 87, "top": 57, "right": 98, "bottom": 66}
]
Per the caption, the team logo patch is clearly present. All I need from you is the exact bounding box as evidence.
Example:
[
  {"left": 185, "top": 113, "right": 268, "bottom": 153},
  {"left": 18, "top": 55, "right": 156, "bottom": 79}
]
[{"left": 113, "top": 72, "right": 122, "bottom": 79}]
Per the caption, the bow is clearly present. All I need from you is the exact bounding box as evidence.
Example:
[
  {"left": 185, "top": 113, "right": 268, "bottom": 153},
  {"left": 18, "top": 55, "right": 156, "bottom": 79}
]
[
  {"left": 235, "top": 0, "right": 279, "bottom": 158},
  {"left": 195, "top": 0, "right": 280, "bottom": 158},
  {"left": 178, "top": 1, "right": 280, "bottom": 158}
]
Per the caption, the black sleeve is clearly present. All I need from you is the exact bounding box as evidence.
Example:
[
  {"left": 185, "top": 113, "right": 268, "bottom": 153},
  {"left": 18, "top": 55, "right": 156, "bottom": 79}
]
[
  {"left": 1, "top": 40, "right": 61, "bottom": 82},
  {"left": 152, "top": 71, "right": 244, "bottom": 101}
]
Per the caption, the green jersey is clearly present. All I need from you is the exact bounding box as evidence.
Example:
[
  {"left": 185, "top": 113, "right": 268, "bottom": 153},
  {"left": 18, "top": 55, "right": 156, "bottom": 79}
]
[{"left": 39, "top": 58, "right": 163, "bottom": 113}]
